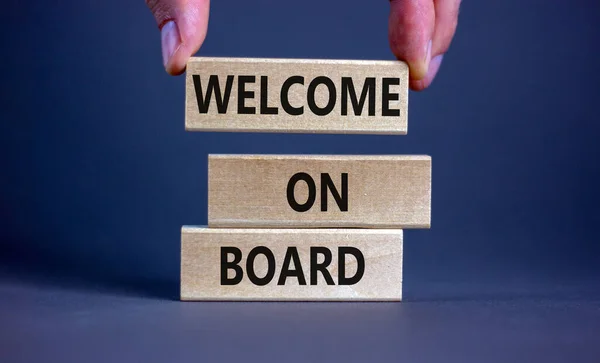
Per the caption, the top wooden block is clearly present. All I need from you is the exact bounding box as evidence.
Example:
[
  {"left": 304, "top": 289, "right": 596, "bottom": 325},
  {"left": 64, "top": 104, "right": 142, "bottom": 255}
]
[{"left": 185, "top": 57, "right": 408, "bottom": 134}]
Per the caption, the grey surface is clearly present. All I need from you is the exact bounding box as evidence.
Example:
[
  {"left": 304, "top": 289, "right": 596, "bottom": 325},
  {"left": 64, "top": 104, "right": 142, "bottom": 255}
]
[{"left": 2, "top": 270, "right": 599, "bottom": 363}]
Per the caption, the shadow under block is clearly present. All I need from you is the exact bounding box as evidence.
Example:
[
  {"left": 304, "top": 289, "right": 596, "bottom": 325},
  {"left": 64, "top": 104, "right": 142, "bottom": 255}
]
[
  {"left": 208, "top": 155, "right": 431, "bottom": 229},
  {"left": 185, "top": 57, "right": 408, "bottom": 134},
  {"left": 181, "top": 227, "right": 403, "bottom": 301}
]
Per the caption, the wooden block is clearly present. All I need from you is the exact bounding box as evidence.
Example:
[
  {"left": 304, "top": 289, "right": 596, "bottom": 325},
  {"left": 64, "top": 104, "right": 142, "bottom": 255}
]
[
  {"left": 185, "top": 57, "right": 408, "bottom": 134},
  {"left": 208, "top": 155, "right": 431, "bottom": 228},
  {"left": 181, "top": 227, "right": 403, "bottom": 301}
]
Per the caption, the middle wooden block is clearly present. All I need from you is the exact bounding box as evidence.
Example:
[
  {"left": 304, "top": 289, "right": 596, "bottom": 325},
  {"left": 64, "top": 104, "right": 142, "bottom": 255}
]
[{"left": 208, "top": 154, "right": 431, "bottom": 228}]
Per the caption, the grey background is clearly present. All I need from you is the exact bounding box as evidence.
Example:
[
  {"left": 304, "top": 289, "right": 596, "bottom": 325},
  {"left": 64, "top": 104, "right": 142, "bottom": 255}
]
[{"left": 1, "top": 0, "right": 599, "bottom": 362}]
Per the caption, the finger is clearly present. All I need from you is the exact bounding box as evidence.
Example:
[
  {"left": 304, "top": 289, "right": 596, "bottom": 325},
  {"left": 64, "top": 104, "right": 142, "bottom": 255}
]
[
  {"left": 409, "top": 0, "right": 459, "bottom": 90},
  {"left": 388, "top": 0, "right": 435, "bottom": 81},
  {"left": 146, "top": 0, "right": 210, "bottom": 75},
  {"left": 431, "top": 0, "right": 461, "bottom": 57},
  {"left": 410, "top": 54, "right": 443, "bottom": 91}
]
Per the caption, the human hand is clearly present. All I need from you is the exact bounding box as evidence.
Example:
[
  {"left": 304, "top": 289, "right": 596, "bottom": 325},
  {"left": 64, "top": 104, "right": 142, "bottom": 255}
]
[{"left": 146, "top": 0, "right": 461, "bottom": 91}]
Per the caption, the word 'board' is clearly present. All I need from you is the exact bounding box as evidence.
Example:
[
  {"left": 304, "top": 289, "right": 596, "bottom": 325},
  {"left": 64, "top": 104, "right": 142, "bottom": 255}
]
[
  {"left": 181, "top": 227, "right": 403, "bottom": 301},
  {"left": 185, "top": 57, "right": 408, "bottom": 134},
  {"left": 208, "top": 155, "right": 431, "bottom": 228}
]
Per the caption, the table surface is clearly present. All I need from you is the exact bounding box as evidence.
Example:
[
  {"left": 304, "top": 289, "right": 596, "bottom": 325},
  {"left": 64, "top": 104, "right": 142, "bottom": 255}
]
[{"left": 1, "top": 268, "right": 599, "bottom": 363}]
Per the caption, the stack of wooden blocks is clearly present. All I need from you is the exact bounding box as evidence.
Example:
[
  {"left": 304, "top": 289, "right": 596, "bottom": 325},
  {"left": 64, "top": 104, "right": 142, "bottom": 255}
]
[{"left": 180, "top": 57, "right": 431, "bottom": 301}]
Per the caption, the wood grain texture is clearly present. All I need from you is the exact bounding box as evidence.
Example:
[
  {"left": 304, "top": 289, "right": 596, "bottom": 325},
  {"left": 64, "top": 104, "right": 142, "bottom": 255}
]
[
  {"left": 181, "top": 227, "right": 403, "bottom": 301},
  {"left": 185, "top": 57, "right": 408, "bottom": 134},
  {"left": 208, "top": 155, "right": 431, "bottom": 228}
]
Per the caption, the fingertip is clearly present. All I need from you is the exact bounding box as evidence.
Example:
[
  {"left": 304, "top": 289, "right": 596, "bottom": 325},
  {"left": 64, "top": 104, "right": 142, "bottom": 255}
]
[
  {"left": 409, "top": 54, "right": 444, "bottom": 91},
  {"left": 165, "top": 61, "right": 186, "bottom": 76},
  {"left": 164, "top": 48, "right": 187, "bottom": 76},
  {"left": 409, "top": 39, "right": 432, "bottom": 81},
  {"left": 410, "top": 79, "right": 426, "bottom": 92},
  {"left": 161, "top": 20, "right": 185, "bottom": 75},
  {"left": 152, "top": 0, "right": 210, "bottom": 76}
]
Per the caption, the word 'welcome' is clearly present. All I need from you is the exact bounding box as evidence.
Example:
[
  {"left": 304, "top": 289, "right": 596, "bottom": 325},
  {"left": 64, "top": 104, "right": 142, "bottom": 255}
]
[{"left": 192, "top": 75, "right": 401, "bottom": 117}]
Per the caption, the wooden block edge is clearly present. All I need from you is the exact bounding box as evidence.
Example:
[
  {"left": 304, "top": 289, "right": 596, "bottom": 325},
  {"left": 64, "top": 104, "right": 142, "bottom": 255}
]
[
  {"left": 184, "top": 125, "right": 407, "bottom": 135},
  {"left": 187, "top": 56, "right": 409, "bottom": 68}
]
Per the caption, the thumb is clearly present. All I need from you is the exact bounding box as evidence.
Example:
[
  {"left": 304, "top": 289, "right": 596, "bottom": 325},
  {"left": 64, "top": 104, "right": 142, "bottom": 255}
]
[
  {"left": 146, "top": 0, "right": 210, "bottom": 75},
  {"left": 388, "top": 0, "right": 435, "bottom": 82}
]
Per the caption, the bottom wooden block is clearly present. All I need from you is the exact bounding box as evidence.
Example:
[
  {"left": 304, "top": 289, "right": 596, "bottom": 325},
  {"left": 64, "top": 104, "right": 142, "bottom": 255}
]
[{"left": 181, "top": 227, "right": 403, "bottom": 301}]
